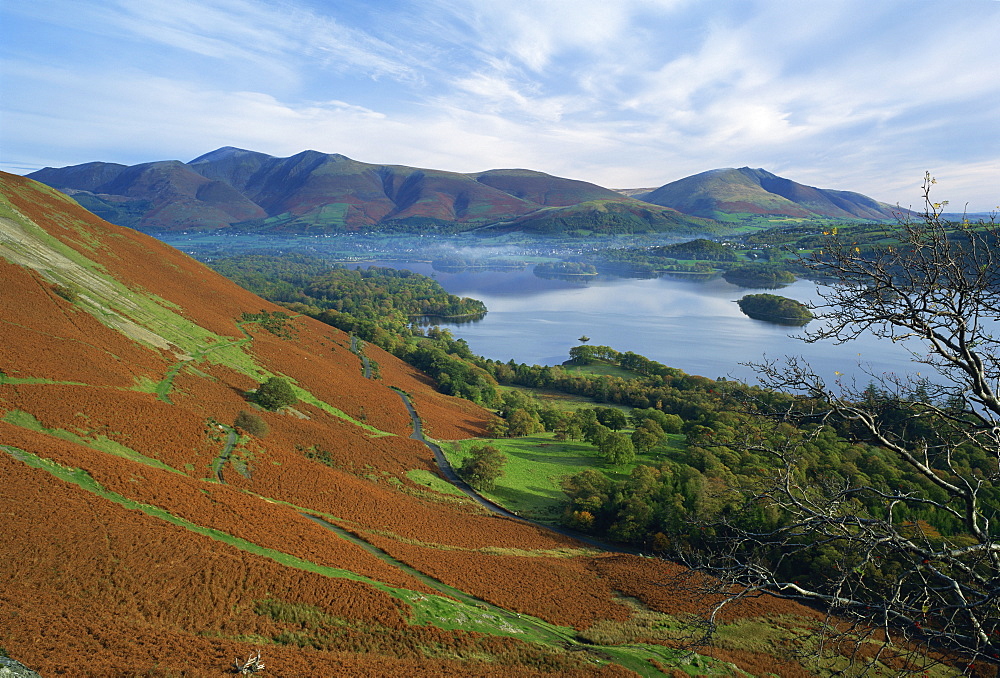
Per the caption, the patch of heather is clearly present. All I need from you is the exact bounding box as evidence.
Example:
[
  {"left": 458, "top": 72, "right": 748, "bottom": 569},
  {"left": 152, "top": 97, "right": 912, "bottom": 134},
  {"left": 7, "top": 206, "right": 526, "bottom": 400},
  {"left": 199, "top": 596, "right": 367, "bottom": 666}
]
[
  {"left": 1, "top": 452, "right": 627, "bottom": 677},
  {"left": 245, "top": 321, "right": 414, "bottom": 436},
  {"left": 0, "top": 383, "right": 216, "bottom": 472},
  {"left": 376, "top": 349, "right": 494, "bottom": 439},
  {"left": 1, "top": 173, "right": 270, "bottom": 337},
  {"left": 244, "top": 444, "right": 578, "bottom": 550},
  {"left": 256, "top": 406, "right": 430, "bottom": 475},
  {"left": 0, "top": 422, "right": 430, "bottom": 591},
  {"left": 0, "top": 261, "right": 169, "bottom": 387},
  {"left": 169, "top": 365, "right": 255, "bottom": 422},
  {"left": 363, "top": 534, "right": 632, "bottom": 629},
  {"left": 586, "top": 554, "right": 823, "bottom": 623},
  {"left": 0, "top": 454, "right": 408, "bottom": 660},
  {"left": 717, "top": 200, "right": 811, "bottom": 218}
]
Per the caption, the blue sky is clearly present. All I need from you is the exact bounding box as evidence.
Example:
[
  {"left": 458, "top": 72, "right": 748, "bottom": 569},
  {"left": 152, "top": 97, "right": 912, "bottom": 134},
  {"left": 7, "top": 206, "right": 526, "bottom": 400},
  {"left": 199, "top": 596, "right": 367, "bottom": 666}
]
[{"left": 2, "top": 0, "right": 998, "bottom": 209}]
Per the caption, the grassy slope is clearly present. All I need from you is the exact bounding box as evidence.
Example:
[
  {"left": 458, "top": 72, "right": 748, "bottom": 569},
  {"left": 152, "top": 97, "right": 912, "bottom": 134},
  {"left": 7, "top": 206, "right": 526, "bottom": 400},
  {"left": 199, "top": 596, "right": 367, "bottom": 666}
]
[{"left": 443, "top": 433, "right": 685, "bottom": 521}]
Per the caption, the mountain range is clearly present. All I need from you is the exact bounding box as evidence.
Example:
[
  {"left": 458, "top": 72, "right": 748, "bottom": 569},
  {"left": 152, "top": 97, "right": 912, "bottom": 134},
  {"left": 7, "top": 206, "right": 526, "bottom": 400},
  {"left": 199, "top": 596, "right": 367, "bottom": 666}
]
[{"left": 27, "top": 148, "right": 901, "bottom": 236}]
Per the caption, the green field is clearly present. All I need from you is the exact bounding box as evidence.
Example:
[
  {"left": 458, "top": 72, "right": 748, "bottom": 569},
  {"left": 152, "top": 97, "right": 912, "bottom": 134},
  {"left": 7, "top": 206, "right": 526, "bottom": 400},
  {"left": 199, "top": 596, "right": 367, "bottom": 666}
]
[
  {"left": 442, "top": 431, "right": 686, "bottom": 522},
  {"left": 560, "top": 363, "right": 641, "bottom": 380},
  {"left": 496, "top": 384, "right": 629, "bottom": 412}
]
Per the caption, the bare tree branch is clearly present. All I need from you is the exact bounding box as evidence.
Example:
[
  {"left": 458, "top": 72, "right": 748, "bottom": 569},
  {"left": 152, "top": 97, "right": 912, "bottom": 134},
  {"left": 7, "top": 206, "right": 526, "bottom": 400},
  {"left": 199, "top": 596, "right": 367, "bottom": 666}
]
[{"left": 685, "top": 175, "right": 1000, "bottom": 675}]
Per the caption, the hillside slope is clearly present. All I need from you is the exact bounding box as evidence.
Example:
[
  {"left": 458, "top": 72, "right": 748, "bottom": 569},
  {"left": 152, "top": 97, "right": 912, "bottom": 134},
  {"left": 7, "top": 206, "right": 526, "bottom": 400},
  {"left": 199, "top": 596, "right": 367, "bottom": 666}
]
[
  {"left": 0, "top": 173, "right": 841, "bottom": 677},
  {"left": 641, "top": 167, "right": 899, "bottom": 221}
]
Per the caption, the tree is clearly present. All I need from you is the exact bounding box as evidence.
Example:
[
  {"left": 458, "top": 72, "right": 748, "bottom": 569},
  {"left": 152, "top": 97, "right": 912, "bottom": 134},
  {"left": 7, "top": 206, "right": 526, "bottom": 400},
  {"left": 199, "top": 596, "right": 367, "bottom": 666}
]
[
  {"left": 499, "top": 390, "right": 534, "bottom": 417},
  {"left": 561, "top": 468, "right": 614, "bottom": 517},
  {"left": 569, "top": 344, "right": 597, "bottom": 364},
  {"left": 234, "top": 410, "right": 268, "bottom": 437},
  {"left": 458, "top": 445, "right": 507, "bottom": 491},
  {"left": 574, "top": 408, "right": 599, "bottom": 436},
  {"left": 585, "top": 422, "right": 613, "bottom": 447},
  {"left": 630, "top": 407, "right": 683, "bottom": 434},
  {"left": 631, "top": 419, "right": 666, "bottom": 454},
  {"left": 598, "top": 432, "right": 636, "bottom": 467},
  {"left": 595, "top": 407, "right": 628, "bottom": 431},
  {"left": 688, "top": 175, "right": 1000, "bottom": 673},
  {"left": 506, "top": 408, "right": 541, "bottom": 437},
  {"left": 537, "top": 404, "right": 565, "bottom": 432},
  {"left": 253, "top": 376, "right": 298, "bottom": 411},
  {"left": 486, "top": 417, "right": 509, "bottom": 438}
]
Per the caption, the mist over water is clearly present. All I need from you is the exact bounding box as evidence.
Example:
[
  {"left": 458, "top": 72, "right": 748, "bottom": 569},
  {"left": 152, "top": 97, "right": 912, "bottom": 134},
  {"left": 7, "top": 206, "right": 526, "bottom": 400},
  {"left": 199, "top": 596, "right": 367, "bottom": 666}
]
[{"left": 367, "top": 262, "right": 926, "bottom": 386}]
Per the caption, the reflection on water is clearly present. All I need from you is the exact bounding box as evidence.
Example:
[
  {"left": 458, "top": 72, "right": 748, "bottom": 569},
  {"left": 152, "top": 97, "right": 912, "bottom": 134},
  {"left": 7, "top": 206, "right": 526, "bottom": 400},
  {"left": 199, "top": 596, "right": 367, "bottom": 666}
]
[
  {"left": 412, "top": 314, "right": 487, "bottom": 327},
  {"left": 352, "top": 261, "right": 925, "bottom": 385}
]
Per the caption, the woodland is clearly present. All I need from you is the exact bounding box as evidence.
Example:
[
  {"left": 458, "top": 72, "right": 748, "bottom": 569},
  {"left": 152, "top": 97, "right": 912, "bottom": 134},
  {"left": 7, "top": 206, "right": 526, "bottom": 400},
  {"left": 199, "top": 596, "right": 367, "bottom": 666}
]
[{"left": 202, "top": 179, "right": 1000, "bottom": 675}]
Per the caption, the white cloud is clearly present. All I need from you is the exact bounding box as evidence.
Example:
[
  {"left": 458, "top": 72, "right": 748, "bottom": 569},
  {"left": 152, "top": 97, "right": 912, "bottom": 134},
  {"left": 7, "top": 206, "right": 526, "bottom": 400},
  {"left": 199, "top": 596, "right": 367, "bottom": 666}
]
[
  {"left": 2, "top": 0, "right": 998, "bottom": 209},
  {"left": 440, "top": 0, "right": 639, "bottom": 71},
  {"left": 6, "top": 0, "right": 421, "bottom": 84}
]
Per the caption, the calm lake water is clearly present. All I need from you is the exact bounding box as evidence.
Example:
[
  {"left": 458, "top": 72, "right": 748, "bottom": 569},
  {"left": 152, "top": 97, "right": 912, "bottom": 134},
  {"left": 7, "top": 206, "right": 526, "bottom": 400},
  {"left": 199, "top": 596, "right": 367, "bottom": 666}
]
[{"left": 356, "top": 262, "right": 927, "bottom": 386}]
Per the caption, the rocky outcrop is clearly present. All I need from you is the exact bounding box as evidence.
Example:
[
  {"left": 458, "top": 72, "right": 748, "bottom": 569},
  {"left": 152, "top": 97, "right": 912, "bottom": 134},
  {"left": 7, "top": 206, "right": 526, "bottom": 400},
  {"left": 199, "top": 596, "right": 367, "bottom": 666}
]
[{"left": 0, "top": 657, "right": 42, "bottom": 678}]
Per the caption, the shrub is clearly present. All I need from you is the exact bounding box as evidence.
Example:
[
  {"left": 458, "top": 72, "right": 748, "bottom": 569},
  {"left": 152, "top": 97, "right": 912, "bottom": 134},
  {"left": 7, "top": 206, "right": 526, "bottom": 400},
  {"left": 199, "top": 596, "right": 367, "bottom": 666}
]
[
  {"left": 253, "top": 376, "right": 297, "bottom": 411},
  {"left": 234, "top": 410, "right": 268, "bottom": 437},
  {"left": 51, "top": 283, "right": 80, "bottom": 303}
]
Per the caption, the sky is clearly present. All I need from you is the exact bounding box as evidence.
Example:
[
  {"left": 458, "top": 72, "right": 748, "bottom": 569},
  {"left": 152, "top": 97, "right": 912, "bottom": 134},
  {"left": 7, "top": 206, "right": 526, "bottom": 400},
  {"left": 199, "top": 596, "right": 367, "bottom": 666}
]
[{"left": 2, "top": 0, "right": 998, "bottom": 210}]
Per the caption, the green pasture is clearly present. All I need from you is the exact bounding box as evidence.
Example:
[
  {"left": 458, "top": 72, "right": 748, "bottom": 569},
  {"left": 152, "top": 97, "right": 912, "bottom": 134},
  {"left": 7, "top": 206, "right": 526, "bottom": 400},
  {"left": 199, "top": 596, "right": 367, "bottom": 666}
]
[
  {"left": 495, "top": 384, "right": 617, "bottom": 412},
  {"left": 560, "top": 362, "right": 641, "bottom": 380},
  {"left": 442, "top": 431, "right": 686, "bottom": 522}
]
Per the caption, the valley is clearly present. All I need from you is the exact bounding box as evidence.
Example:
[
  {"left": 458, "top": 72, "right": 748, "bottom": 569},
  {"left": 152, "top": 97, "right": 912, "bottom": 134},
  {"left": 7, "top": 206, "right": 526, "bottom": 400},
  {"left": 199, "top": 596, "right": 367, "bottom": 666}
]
[
  {"left": 0, "top": 172, "right": 835, "bottom": 676},
  {"left": 5, "top": 0, "right": 998, "bottom": 674},
  {"left": 160, "top": 234, "right": 927, "bottom": 385},
  {"left": 2, "top": 170, "right": 995, "bottom": 677}
]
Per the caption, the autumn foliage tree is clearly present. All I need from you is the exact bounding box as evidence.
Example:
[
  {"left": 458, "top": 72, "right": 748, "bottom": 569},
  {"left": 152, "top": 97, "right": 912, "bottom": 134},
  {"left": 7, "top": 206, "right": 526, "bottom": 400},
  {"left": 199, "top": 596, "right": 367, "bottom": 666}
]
[{"left": 234, "top": 410, "right": 268, "bottom": 437}]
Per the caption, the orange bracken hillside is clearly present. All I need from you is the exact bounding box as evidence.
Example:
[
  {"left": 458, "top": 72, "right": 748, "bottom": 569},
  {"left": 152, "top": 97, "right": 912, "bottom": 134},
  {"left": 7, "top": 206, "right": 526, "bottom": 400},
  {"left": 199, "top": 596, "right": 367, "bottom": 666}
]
[{"left": 0, "top": 172, "right": 833, "bottom": 677}]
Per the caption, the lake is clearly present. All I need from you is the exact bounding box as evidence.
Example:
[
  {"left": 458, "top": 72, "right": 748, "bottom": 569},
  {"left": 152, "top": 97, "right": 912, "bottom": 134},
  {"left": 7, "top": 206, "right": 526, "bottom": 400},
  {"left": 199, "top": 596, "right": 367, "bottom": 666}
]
[{"left": 352, "top": 262, "right": 928, "bottom": 386}]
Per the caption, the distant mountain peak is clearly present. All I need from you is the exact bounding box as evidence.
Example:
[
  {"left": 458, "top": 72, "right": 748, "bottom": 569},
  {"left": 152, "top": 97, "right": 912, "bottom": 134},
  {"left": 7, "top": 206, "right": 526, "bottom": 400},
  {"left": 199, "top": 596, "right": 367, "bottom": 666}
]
[
  {"left": 475, "top": 168, "right": 552, "bottom": 177},
  {"left": 30, "top": 148, "right": 677, "bottom": 234},
  {"left": 187, "top": 146, "right": 261, "bottom": 164},
  {"left": 642, "top": 167, "right": 898, "bottom": 221},
  {"left": 737, "top": 167, "right": 775, "bottom": 178}
]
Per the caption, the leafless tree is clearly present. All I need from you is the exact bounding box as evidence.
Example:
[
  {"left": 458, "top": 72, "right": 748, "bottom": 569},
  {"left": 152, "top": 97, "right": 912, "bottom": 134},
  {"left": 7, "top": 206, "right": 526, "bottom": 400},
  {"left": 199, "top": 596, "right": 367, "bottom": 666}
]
[
  {"left": 231, "top": 652, "right": 265, "bottom": 675},
  {"left": 684, "top": 175, "right": 999, "bottom": 675}
]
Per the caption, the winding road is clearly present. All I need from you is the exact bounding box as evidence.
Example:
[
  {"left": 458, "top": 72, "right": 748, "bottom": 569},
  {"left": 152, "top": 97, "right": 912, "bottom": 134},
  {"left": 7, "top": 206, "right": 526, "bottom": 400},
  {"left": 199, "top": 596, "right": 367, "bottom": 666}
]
[
  {"left": 214, "top": 429, "right": 238, "bottom": 483},
  {"left": 350, "top": 334, "right": 372, "bottom": 379},
  {"left": 391, "top": 388, "right": 646, "bottom": 556}
]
